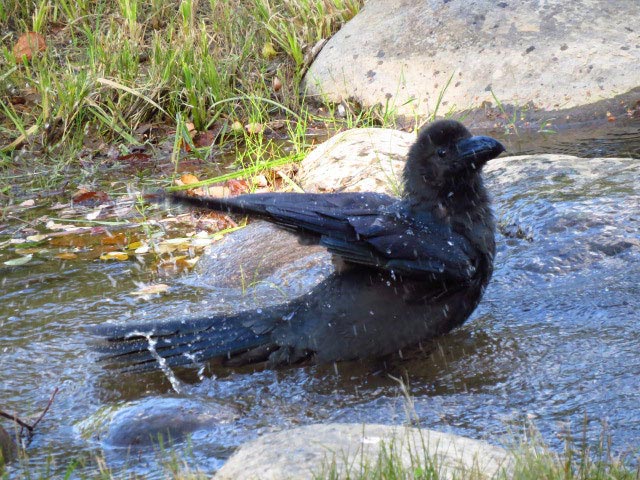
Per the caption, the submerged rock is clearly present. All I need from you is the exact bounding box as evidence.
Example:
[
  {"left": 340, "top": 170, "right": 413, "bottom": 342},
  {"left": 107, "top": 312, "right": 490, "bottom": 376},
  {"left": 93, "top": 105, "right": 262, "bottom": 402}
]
[{"left": 80, "top": 397, "right": 238, "bottom": 449}]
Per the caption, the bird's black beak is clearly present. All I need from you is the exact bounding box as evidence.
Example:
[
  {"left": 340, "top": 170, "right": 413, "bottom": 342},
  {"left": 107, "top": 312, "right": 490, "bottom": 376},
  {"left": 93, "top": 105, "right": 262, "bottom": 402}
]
[{"left": 456, "top": 135, "right": 505, "bottom": 169}]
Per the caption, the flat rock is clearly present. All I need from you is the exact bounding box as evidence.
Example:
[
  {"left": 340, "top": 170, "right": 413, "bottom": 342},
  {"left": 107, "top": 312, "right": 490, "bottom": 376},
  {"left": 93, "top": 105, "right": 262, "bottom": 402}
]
[
  {"left": 305, "top": 0, "right": 640, "bottom": 117},
  {"left": 214, "top": 423, "right": 512, "bottom": 479}
]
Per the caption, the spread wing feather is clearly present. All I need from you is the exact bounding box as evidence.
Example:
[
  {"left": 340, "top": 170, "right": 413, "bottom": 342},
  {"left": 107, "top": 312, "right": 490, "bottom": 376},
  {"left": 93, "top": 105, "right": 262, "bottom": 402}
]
[{"left": 170, "top": 192, "right": 477, "bottom": 281}]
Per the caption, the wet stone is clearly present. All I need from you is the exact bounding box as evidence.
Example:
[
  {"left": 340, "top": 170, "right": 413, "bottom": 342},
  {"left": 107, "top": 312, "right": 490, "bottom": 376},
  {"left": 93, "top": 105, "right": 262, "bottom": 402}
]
[{"left": 86, "top": 397, "right": 239, "bottom": 448}]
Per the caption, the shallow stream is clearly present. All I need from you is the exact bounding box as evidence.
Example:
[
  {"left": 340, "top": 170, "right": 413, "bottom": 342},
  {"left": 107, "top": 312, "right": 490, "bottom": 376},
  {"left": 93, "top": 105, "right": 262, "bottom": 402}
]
[{"left": 1, "top": 119, "right": 639, "bottom": 477}]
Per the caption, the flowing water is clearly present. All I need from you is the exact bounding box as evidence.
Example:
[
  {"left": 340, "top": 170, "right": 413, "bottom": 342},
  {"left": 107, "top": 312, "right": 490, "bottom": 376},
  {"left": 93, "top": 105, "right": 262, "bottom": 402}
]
[{"left": 1, "top": 119, "right": 639, "bottom": 477}]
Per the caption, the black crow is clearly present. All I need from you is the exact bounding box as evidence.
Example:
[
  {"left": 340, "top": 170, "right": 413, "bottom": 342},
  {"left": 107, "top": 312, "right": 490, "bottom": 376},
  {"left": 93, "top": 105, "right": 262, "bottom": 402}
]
[{"left": 96, "top": 120, "right": 504, "bottom": 370}]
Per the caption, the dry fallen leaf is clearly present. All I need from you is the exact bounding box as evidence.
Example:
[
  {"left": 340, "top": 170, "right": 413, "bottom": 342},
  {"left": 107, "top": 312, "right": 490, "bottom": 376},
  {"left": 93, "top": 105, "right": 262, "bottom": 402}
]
[
  {"left": 262, "top": 42, "right": 277, "bottom": 59},
  {"left": 72, "top": 190, "right": 110, "bottom": 206},
  {"left": 190, "top": 237, "right": 214, "bottom": 248},
  {"left": 268, "top": 119, "right": 286, "bottom": 130},
  {"left": 153, "top": 238, "right": 190, "bottom": 254},
  {"left": 245, "top": 122, "right": 264, "bottom": 135},
  {"left": 251, "top": 174, "right": 268, "bottom": 188},
  {"left": 231, "top": 121, "right": 244, "bottom": 134},
  {"left": 55, "top": 252, "right": 78, "bottom": 260},
  {"left": 193, "top": 129, "right": 218, "bottom": 147},
  {"left": 180, "top": 173, "right": 200, "bottom": 185},
  {"left": 134, "top": 243, "right": 150, "bottom": 254},
  {"left": 25, "top": 233, "right": 49, "bottom": 242},
  {"left": 272, "top": 76, "right": 283, "bottom": 92},
  {"left": 227, "top": 179, "right": 249, "bottom": 196},
  {"left": 130, "top": 284, "right": 170, "bottom": 296},
  {"left": 116, "top": 152, "right": 152, "bottom": 163},
  {"left": 99, "top": 251, "right": 129, "bottom": 261},
  {"left": 4, "top": 255, "right": 33, "bottom": 266},
  {"left": 13, "top": 32, "right": 46, "bottom": 62}
]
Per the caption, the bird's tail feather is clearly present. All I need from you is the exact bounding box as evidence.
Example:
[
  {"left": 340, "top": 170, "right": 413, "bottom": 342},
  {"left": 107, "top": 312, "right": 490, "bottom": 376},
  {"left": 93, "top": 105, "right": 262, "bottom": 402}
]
[{"left": 93, "top": 306, "right": 289, "bottom": 372}]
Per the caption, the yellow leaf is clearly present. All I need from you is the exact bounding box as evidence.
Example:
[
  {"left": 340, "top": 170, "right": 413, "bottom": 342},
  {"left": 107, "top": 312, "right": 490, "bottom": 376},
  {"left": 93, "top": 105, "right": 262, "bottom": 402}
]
[
  {"left": 127, "top": 241, "right": 144, "bottom": 250},
  {"left": 56, "top": 252, "right": 78, "bottom": 260},
  {"left": 180, "top": 173, "right": 200, "bottom": 185},
  {"left": 262, "top": 42, "right": 277, "bottom": 59},
  {"left": 99, "top": 251, "right": 129, "bottom": 261}
]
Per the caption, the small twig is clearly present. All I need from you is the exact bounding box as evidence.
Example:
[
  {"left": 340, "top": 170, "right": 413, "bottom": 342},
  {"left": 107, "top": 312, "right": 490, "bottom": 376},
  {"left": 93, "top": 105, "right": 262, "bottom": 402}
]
[
  {"left": 0, "top": 387, "right": 59, "bottom": 435},
  {"left": 30, "top": 387, "right": 58, "bottom": 430},
  {"left": 0, "top": 410, "right": 33, "bottom": 432}
]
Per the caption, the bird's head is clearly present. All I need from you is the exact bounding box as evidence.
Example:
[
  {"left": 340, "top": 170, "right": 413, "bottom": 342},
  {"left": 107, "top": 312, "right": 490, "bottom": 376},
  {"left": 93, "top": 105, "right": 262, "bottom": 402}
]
[{"left": 403, "top": 120, "right": 505, "bottom": 207}]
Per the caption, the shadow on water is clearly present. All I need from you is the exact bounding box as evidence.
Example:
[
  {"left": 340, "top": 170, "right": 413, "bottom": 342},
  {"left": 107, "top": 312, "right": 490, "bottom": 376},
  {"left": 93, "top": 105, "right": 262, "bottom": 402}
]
[{"left": 1, "top": 119, "right": 639, "bottom": 477}]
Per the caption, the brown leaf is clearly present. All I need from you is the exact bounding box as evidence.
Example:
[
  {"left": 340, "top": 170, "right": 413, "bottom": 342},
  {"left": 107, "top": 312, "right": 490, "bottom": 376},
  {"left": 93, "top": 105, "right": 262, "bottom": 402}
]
[
  {"left": 226, "top": 179, "right": 249, "bottom": 196},
  {"left": 55, "top": 252, "right": 78, "bottom": 260},
  {"left": 72, "top": 190, "right": 110, "bottom": 206},
  {"left": 268, "top": 119, "right": 286, "bottom": 130},
  {"left": 272, "top": 76, "right": 283, "bottom": 92},
  {"left": 9, "top": 96, "right": 26, "bottom": 106},
  {"left": 203, "top": 185, "right": 227, "bottom": 198},
  {"left": 245, "top": 122, "right": 264, "bottom": 135},
  {"left": 193, "top": 129, "right": 217, "bottom": 147},
  {"left": 180, "top": 173, "right": 200, "bottom": 185},
  {"left": 13, "top": 32, "right": 46, "bottom": 62},
  {"left": 116, "top": 152, "right": 152, "bottom": 162}
]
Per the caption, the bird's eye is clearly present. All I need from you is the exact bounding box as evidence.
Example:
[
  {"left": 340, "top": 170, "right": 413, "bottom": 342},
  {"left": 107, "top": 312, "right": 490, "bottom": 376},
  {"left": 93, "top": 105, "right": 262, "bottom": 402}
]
[{"left": 437, "top": 148, "right": 447, "bottom": 158}]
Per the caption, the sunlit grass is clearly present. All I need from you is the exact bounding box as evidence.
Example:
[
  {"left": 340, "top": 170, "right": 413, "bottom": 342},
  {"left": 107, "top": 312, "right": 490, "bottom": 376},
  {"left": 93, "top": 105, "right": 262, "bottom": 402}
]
[
  {"left": 0, "top": 2, "right": 361, "bottom": 137},
  {"left": 315, "top": 425, "right": 639, "bottom": 480},
  {"left": 0, "top": 0, "right": 466, "bottom": 203},
  {"left": 0, "top": 0, "right": 372, "bottom": 199}
]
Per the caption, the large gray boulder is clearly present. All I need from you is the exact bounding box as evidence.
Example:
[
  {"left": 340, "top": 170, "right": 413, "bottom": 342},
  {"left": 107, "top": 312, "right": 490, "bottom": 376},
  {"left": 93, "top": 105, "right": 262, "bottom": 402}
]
[
  {"left": 214, "top": 423, "right": 512, "bottom": 479},
  {"left": 305, "top": 0, "right": 640, "bottom": 117}
]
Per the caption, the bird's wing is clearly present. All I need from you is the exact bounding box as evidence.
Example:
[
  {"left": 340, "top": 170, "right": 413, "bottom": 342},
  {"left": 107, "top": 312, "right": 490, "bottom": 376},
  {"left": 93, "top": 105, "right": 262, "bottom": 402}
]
[
  {"left": 322, "top": 209, "right": 477, "bottom": 282},
  {"left": 170, "top": 192, "right": 477, "bottom": 281},
  {"left": 170, "top": 191, "right": 394, "bottom": 240}
]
